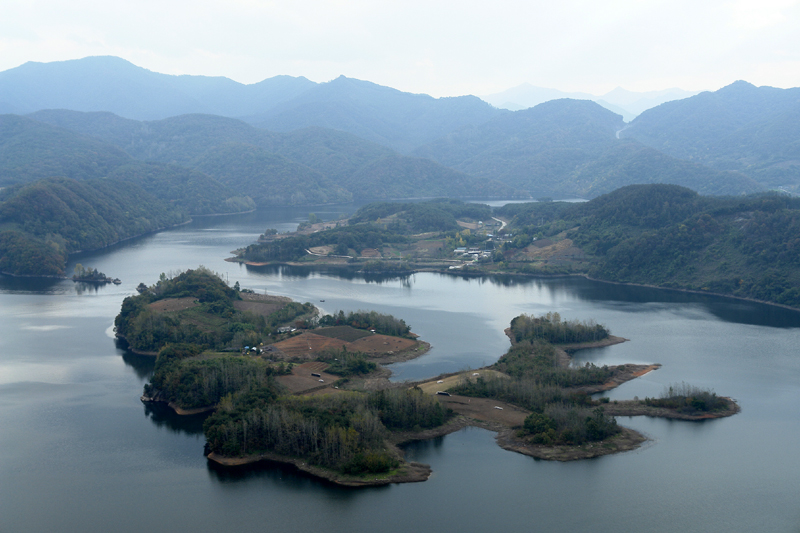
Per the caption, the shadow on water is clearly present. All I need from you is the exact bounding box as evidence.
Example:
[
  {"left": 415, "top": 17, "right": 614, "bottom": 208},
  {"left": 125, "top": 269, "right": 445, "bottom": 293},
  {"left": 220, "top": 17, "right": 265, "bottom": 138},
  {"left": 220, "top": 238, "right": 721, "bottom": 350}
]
[
  {"left": 143, "top": 402, "right": 207, "bottom": 435},
  {"left": 205, "top": 457, "right": 384, "bottom": 497},
  {"left": 0, "top": 274, "right": 66, "bottom": 293},
  {"left": 121, "top": 350, "right": 156, "bottom": 379},
  {"left": 246, "top": 263, "right": 413, "bottom": 285},
  {"left": 245, "top": 265, "right": 800, "bottom": 328}
]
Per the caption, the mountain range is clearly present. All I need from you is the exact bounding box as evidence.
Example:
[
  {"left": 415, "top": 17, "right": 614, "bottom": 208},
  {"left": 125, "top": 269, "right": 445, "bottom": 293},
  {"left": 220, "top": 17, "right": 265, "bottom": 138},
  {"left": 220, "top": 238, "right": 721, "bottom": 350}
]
[
  {"left": 2, "top": 56, "right": 799, "bottom": 204},
  {"left": 481, "top": 83, "right": 699, "bottom": 120}
]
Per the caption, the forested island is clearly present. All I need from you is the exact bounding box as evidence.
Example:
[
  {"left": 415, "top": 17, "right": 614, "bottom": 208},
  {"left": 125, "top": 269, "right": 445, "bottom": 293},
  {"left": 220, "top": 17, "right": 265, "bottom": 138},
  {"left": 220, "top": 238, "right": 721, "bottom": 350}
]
[
  {"left": 232, "top": 185, "right": 800, "bottom": 310},
  {"left": 121, "top": 268, "right": 737, "bottom": 485}
]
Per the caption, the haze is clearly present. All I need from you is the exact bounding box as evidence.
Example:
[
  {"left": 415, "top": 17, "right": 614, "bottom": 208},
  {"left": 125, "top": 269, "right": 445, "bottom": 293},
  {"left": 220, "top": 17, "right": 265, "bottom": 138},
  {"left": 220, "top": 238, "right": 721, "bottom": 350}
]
[{"left": 2, "top": 0, "right": 800, "bottom": 97}]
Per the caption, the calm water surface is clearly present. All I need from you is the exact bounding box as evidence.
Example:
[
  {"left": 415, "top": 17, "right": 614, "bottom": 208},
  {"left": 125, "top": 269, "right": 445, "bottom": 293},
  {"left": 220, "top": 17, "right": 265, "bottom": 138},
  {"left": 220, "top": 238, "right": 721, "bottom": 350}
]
[{"left": 1, "top": 206, "right": 799, "bottom": 532}]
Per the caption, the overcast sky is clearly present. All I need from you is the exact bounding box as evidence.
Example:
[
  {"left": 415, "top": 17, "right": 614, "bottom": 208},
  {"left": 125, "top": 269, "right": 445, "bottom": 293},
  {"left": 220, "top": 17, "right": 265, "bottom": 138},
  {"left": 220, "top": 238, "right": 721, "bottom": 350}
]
[{"left": 2, "top": 0, "right": 799, "bottom": 97}]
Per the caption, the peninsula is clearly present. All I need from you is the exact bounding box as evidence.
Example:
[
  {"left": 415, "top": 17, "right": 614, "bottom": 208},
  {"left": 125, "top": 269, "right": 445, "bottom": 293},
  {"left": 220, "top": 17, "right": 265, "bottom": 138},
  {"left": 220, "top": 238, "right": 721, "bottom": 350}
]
[
  {"left": 119, "top": 268, "right": 738, "bottom": 486},
  {"left": 231, "top": 186, "right": 800, "bottom": 311}
]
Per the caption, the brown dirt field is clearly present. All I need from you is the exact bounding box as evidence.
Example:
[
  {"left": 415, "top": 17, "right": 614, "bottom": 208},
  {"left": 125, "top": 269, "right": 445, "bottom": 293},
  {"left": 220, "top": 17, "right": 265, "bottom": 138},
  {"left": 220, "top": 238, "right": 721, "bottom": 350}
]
[
  {"left": 416, "top": 369, "right": 508, "bottom": 394},
  {"left": 519, "top": 238, "right": 574, "bottom": 260},
  {"left": 233, "top": 300, "right": 283, "bottom": 316},
  {"left": 277, "top": 361, "right": 337, "bottom": 393},
  {"left": 148, "top": 297, "right": 199, "bottom": 313},
  {"left": 412, "top": 240, "right": 445, "bottom": 254},
  {"left": 351, "top": 334, "right": 416, "bottom": 354},
  {"left": 359, "top": 248, "right": 381, "bottom": 258},
  {"left": 272, "top": 332, "right": 349, "bottom": 359},
  {"left": 436, "top": 394, "right": 529, "bottom": 426},
  {"left": 309, "top": 245, "right": 333, "bottom": 255},
  {"left": 239, "top": 292, "right": 292, "bottom": 304}
]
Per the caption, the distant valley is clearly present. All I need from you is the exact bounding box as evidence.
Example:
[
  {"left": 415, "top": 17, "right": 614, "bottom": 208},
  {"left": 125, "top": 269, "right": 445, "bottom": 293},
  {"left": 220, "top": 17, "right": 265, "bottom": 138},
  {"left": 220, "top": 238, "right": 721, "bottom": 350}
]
[{"left": 1, "top": 56, "right": 799, "bottom": 277}]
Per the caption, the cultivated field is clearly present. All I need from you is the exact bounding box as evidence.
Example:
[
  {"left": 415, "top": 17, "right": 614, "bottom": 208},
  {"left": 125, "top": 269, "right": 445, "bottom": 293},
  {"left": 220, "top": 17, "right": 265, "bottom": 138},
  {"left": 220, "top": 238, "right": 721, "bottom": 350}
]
[
  {"left": 277, "top": 361, "right": 338, "bottom": 394},
  {"left": 233, "top": 292, "right": 290, "bottom": 316},
  {"left": 271, "top": 328, "right": 419, "bottom": 360},
  {"left": 148, "top": 297, "right": 199, "bottom": 313}
]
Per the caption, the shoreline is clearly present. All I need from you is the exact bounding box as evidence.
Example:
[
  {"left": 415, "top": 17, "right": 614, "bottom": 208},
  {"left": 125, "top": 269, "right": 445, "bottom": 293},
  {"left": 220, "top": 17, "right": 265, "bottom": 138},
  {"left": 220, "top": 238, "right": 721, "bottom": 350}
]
[
  {"left": 134, "top": 291, "right": 739, "bottom": 485},
  {"left": 206, "top": 448, "right": 432, "bottom": 487},
  {"left": 1, "top": 218, "right": 194, "bottom": 279},
  {"left": 229, "top": 258, "right": 800, "bottom": 313}
]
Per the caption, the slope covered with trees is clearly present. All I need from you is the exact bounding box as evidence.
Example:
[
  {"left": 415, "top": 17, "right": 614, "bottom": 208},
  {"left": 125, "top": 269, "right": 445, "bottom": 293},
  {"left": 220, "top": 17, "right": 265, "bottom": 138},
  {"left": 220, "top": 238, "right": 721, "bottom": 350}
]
[
  {"left": 0, "top": 177, "right": 186, "bottom": 276},
  {"left": 29, "top": 110, "right": 517, "bottom": 204},
  {"left": 622, "top": 81, "right": 800, "bottom": 192},
  {"left": 498, "top": 185, "right": 800, "bottom": 308},
  {"left": 0, "top": 114, "right": 256, "bottom": 215},
  {"left": 0, "top": 114, "right": 131, "bottom": 186},
  {"left": 414, "top": 99, "right": 760, "bottom": 198}
]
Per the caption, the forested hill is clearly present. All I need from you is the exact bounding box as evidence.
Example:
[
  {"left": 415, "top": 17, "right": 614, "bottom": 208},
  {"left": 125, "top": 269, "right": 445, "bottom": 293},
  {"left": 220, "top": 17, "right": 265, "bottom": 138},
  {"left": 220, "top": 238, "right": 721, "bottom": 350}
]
[
  {"left": 28, "top": 110, "right": 521, "bottom": 202},
  {"left": 0, "top": 114, "right": 255, "bottom": 215},
  {"left": 413, "top": 99, "right": 761, "bottom": 198},
  {"left": 2, "top": 57, "right": 504, "bottom": 152},
  {"left": 498, "top": 185, "right": 800, "bottom": 308},
  {"left": 0, "top": 114, "right": 131, "bottom": 185},
  {"left": 0, "top": 177, "right": 186, "bottom": 276},
  {"left": 245, "top": 75, "right": 504, "bottom": 152},
  {"left": 622, "top": 81, "right": 800, "bottom": 193}
]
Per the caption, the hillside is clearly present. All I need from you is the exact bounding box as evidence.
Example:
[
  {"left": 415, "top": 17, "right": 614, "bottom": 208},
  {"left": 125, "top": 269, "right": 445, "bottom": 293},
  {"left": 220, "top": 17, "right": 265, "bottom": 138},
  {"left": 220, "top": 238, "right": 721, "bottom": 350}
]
[
  {"left": 29, "top": 110, "right": 519, "bottom": 202},
  {"left": 498, "top": 185, "right": 800, "bottom": 308},
  {"left": 192, "top": 143, "right": 352, "bottom": 206},
  {"left": 244, "top": 75, "right": 505, "bottom": 152},
  {"left": 0, "top": 114, "right": 131, "bottom": 186},
  {"left": 414, "top": 100, "right": 758, "bottom": 198},
  {"left": 0, "top": 56, "right": 316, "bottom": 119},
  {"left": 0, "top": 114, "right": 255, "bottom": 215},
  {"left": 108, "top": 162, "right": 255, "bottom": 215},
  {"left": 3, "top": 57, "right": 504, "bottom": 153},
  {"left": 0, "top": 177, "right": 186, "bottom": 276},
  {"left": 622, "top": 81, "right": 800, "bottom": 192}
]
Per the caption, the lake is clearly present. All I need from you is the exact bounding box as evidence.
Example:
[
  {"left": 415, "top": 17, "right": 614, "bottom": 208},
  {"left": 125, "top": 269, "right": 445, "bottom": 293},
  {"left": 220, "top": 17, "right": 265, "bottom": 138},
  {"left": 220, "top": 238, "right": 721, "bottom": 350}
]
[{"left": 1, "top": 206, "right": 799, "bottom": 532}]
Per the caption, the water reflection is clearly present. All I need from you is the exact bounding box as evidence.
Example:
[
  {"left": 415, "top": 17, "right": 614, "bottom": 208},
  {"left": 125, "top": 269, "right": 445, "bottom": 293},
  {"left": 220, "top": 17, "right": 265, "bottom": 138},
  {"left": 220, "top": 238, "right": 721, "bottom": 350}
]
[
  {"left": 0, "top": 274, "right": 65, "bottom": 293},
  {"left": 120, "top": 349, "right": 156, "bottom": 380},
  {"left": 205, "top": 457, "right": 385, "bottom": 497},
  {"left": 245, "top": 264, "right": 800, "bottom": 329},
  {"left": 143, "top": 402, "right": 207, "bottom": 435}
]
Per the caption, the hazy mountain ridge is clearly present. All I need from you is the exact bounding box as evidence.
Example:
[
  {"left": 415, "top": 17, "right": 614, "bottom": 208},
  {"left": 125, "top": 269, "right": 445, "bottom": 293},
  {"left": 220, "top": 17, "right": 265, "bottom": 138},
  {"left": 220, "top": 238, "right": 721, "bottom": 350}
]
[
  {"left": 245, "top": 75, "right": 505, "bottom": 152},
  {"left": 24, "top": 110, "right": 516, "bottom": 203},
  {"left": 0, "top": 114, "right": 255, "bottom": 215},
  {"left": 482, "top": 83, "right": 699, "bottom": 120},
  {"left": 622, "top": 81, "right": 800, "bottom": 191},
  {"left": 414, "top": 99, "right": 758, "bottom": 197},
  {"left": 1, "top": 56, "right": 316, "bottom": 119},
  {"left": 0, "top": 114, "right": 131, "bottom": 185}
]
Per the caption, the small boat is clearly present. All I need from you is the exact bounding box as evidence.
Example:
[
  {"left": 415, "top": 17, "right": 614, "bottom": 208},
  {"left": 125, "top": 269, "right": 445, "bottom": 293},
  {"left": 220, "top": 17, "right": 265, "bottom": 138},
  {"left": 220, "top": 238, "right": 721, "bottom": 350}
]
[{"left": 320, "top": 299, "right": 325, "bottom": 302}]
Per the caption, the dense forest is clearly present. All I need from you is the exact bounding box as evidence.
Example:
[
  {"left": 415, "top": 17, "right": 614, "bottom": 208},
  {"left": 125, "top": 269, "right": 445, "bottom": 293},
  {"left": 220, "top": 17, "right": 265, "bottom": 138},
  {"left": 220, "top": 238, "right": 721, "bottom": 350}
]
[
  {"left": 452, "top": 314, "right": 619, "bottom": 446},
  {"left": 318, "top": 310, "right": 413, "bottom": 338},
  {"left": 114, "top": 268, "right": 314, "bottom": 352},
  {"left": 0, "top": 177, "right": 186, "bottom": 276},
  {"left": 498, "top": 185, "right": 800, "bottom": 308},
  {"left": 203, "top": 387, "right": 449, "bottom": 473},
  {"left": 123, "top": 271, "right": 452, "bottom": 476}
]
